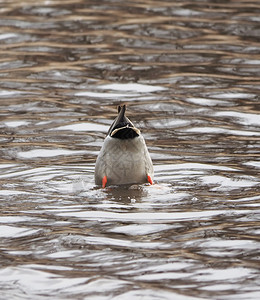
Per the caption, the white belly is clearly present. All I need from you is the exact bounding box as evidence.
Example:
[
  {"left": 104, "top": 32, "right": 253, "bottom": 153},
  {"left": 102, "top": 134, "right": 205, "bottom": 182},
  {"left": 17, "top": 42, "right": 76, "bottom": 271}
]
[{"left": 95, "top": 135, "right": 153, "bottom": 186}]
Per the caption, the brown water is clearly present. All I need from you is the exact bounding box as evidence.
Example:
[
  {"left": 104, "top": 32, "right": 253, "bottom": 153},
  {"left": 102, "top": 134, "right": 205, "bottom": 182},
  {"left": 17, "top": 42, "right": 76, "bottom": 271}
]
[{"left": 0, "top": 1, "right": 260, "bottom": 299}]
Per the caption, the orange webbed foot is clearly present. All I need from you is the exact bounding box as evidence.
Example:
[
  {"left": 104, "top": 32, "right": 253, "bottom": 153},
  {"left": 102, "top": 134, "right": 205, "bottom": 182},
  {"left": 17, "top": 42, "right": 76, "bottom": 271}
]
[
  {"left": 147, "top": 175, "right": 153, "bottom": 185},
  {"left": 102, "top": 176, "right": 107, "bottom": 188}
]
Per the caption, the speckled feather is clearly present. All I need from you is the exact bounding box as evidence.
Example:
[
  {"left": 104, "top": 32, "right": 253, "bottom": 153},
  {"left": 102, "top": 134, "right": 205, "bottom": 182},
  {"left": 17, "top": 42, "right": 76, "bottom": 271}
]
[{"left": 95, "top": 105, "right": 153, "bottom": 187}]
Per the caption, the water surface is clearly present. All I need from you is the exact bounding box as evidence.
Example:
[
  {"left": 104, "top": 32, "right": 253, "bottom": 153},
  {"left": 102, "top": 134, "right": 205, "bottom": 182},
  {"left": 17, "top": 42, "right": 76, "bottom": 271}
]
[{"left": 0, "top": 1, "right": 259, "bottom": 299}]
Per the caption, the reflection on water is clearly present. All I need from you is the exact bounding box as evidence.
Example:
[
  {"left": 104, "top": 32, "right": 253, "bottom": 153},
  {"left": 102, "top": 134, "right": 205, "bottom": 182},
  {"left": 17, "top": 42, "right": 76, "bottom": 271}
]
[{"left": 0, "top": 0, "right": 260, "bottom": 299}]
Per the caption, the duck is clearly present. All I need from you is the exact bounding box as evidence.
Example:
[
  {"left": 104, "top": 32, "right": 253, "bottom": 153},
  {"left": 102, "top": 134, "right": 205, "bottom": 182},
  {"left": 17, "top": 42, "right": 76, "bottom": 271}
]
[{"left": 95, "top": 105, "right": 154, "bottom": 188}]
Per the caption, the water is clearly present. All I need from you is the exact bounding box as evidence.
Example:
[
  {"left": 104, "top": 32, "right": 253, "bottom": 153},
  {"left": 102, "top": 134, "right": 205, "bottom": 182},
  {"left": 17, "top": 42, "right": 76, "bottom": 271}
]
[{"left": 0, "top": 0, "right": 260, "bottom": 299}]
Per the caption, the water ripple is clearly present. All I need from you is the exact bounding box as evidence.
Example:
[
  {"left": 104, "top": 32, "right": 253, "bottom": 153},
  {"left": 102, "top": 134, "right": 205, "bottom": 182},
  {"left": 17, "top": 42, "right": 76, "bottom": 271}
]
[{"left": 0, "top": 1, "right": 260, "bottom": 299}]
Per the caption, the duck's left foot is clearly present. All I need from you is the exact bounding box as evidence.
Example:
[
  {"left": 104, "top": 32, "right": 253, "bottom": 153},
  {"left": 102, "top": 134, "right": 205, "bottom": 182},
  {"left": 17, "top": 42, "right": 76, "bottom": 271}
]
[{"left": 102, "top": 176, "right": 107, "bottom": 188}]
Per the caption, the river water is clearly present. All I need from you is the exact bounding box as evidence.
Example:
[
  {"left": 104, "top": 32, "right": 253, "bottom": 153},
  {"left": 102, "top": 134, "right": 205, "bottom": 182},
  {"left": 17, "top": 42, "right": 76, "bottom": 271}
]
[{"left": 0, "top": 1, "right": 259, "bottom": 299}]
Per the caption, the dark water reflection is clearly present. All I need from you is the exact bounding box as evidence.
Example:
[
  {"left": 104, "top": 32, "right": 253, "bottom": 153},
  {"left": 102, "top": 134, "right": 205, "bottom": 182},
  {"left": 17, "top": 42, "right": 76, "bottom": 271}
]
[{"left": 0, "top": 1, "right": 260, "bottom": 299}]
